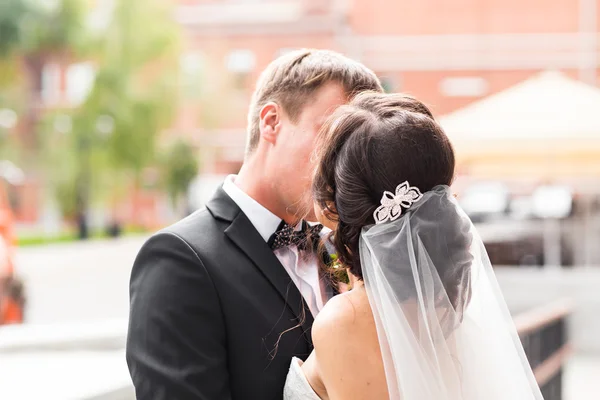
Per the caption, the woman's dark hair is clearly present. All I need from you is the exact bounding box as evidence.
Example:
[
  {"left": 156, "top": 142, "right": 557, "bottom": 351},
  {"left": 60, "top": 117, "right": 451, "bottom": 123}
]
[{"left": 312, "top": 92, "right": 456, "bottom": 280}]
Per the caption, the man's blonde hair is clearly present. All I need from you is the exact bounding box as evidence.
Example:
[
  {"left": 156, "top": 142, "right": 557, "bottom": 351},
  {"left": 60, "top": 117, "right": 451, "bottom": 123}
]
[{"left": 245, "top": 49, "right": 383, "bottom": 157}]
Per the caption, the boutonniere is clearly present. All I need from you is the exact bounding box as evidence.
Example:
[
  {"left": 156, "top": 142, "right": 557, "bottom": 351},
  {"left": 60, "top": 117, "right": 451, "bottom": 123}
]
[{"left": 328, "top": 253, "right": 350, "bottom": 286}]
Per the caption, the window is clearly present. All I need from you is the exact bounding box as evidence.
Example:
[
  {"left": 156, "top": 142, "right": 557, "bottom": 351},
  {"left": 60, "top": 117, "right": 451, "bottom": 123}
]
[
  {"left": 181, "top": 52, "right": 204, "bottom": 75},
  {"left": 41, "top": 63, "right": 61, "bottom": 105},
  {"left": 66, "top": 62, "right": 96, "bottom": 105},
  {"left": 226, "top": 49, "right": 255, "bottom": 91},
  {"left": 439, "top": 77, "right": 488, "bottom": 97},
  {"left": 180, "top": 52, "right": 205, "bottom": 98},
  {"left": 226, "top": 49, "right": 256, "bottom": 73}
]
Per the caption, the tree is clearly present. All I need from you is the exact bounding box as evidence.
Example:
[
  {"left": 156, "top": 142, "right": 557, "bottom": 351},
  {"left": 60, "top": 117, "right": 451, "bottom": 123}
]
[
  {"left": 0, "top": 0, "right": 33, "bottom": 159},
  {"left": 1, "top": 0, "right": 181, "bottom": 237},
  {"left": 100, "top": 0, "right": 180, "bottom": 173},
  {"left": 162, "top": 139, "right": 199, "bottom": 217},
  {"left": 65, "top": 0, "right": 181, "bottom": 235},
  {"left": 0, "top": 0, "right": 89, "bottom": 150},
  {"left": 0, "top": 0, "right": 29, "bottom": 57}
]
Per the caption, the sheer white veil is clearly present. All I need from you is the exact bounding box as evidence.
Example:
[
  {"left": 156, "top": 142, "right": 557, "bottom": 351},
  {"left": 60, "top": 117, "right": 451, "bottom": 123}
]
[{"left": 360, "top": 185, "right": 543, "bottom": 400}]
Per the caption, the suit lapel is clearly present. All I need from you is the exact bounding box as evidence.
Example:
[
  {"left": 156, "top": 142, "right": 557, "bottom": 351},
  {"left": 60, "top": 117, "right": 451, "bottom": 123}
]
[{"left": 207, "top": 187, "right": 315, "bottom": 345}]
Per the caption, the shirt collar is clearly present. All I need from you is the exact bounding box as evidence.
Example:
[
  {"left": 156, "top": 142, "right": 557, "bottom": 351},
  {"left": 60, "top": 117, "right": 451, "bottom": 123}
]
[{"left": 222, "top": 175, "right": 282, "bottom": 242}]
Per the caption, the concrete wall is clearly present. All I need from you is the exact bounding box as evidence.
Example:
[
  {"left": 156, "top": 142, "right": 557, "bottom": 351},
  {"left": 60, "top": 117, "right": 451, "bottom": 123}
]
[{"left": 496, "top": 267, "right": 600, "bottom": 354}]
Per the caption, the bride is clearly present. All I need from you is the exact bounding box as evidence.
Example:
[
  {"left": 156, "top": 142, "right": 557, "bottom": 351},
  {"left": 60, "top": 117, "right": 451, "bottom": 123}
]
[{"left": 283, "top": 92, "right": 543, "bottom": 399}]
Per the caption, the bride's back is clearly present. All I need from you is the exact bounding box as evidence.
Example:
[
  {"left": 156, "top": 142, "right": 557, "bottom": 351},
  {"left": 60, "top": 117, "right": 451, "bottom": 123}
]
[{"left": 307, "top": 284, "right": 388, "bottom": 399}]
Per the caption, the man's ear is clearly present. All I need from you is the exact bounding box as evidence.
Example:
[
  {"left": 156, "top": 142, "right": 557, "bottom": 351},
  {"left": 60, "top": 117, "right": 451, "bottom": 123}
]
[{"left": 259, "top": 102, "right": 281, "bottom": 145}]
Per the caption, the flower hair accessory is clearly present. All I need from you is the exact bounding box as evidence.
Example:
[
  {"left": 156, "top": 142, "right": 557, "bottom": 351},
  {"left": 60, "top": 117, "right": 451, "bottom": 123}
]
[{"left": 373, "top": 181, "right": 423, "bottom": 224}]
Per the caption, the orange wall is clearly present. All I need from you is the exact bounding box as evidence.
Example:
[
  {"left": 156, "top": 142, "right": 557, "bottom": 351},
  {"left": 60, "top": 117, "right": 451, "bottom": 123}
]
[{"left": 349, "top": 0, "right": 582, "bottom": 35}]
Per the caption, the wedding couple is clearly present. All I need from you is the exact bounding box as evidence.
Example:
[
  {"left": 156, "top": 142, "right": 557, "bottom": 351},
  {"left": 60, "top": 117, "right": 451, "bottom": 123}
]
[{"left": 126, "top": 49, "right": 543, "bottom": 399}]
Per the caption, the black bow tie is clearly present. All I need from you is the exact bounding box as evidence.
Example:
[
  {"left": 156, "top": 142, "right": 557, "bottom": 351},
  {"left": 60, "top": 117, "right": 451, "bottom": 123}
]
[{"left": 268, "top": 220, "right": 323, "bottom": 251}]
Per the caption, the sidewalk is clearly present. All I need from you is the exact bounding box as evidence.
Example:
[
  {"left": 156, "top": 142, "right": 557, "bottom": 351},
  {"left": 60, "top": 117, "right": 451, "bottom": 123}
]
[
  {"left": 0, "top": 349, "right": 133, "bottom": 400},
  {"left": 14, "top": 236, "right": 147, "bottom": 324},
  {"left": 0, "top": 320, "right": 132, "bottom": 400}
]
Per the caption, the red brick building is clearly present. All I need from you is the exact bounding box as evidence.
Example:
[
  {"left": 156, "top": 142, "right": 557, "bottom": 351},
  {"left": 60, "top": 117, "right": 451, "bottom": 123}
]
[
  {"left": 9, "top": 0, "right": 600, "bottom": 227},
  {"left": 172, "top": 0, "right": 600, "bottom": 173}
]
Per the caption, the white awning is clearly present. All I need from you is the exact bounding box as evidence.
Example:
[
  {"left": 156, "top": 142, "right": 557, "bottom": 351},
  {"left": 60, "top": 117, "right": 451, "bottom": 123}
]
[
  {"left": 439, "top": 71, "right": 600, "bottom": 180},
  {"left": 440, "top": 70, "right": 600, "bottom": 143}
]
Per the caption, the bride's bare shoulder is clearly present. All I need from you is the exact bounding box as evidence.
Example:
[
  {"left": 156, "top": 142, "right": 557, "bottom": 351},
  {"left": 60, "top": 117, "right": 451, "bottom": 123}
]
[
  {"left": 311, "top": 288, "right": 385, "bottom": 398},
  {"left": 314, "top": 292, "right": 354, "bottom": 331},
  {"left": 312, "top": 289, "right": 370, "bottom": 350}
]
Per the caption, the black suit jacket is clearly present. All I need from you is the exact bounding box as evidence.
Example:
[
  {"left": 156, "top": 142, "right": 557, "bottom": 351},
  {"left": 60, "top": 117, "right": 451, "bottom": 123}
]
[{"left": 126, "top": 187, "right": 316, "bottom": 400}]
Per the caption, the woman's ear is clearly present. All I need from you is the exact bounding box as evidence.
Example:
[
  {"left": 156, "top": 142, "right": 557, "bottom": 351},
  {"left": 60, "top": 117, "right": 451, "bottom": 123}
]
[
  {"left": 318, "top": 202, "right": 339, "bottom": 230},
  {"left": 259, "top": 102, "right": 281, "bottom": 145},
  {"left": 325, "top": 201, "right": 339, "bottom": 218},
  {"left": 314, "top": 201, "right": 337, "bottom": 230}
]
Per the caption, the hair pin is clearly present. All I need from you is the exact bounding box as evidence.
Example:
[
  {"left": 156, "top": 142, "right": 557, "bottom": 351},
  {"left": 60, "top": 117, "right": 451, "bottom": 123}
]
[{"left": 373, "top": 181, "right": 423, "bottom": 224}]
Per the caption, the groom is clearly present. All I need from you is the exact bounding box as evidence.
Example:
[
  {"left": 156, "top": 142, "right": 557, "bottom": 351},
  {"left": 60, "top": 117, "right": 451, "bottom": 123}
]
[{"left": 126, "top": 49, "right": 382, "bottom": 399}]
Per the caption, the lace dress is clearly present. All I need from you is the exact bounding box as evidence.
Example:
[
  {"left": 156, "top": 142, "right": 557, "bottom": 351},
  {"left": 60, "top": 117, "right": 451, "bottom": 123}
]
[{"left": 283, "top": 357, "right": 321, "bottom": 399}]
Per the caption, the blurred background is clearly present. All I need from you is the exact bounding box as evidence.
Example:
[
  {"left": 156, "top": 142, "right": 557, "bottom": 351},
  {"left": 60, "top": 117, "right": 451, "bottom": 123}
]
[{"left": 0, "top": 0, "right": 599, "bottom": 399}]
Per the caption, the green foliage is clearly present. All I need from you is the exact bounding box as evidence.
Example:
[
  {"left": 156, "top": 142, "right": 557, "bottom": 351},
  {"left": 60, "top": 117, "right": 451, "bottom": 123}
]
[
  {"left": 17, "top": 232, "right": 78, "bottom": 247},
  {"left": 37, "top": 111, "right": 77, "bottom": 216},
  {"left": 0, "top": 0, "right": 29, "bottom": 57},
  {"left": 38, "top": 0, "right": 181, "bottom": 216},
  {"left": 1, "top": 0, "right": 92, "bottom": 159},
  {"left": 0, "top": 0, "right": 89, "bottom": 57},
  {"left": 1, "top": 0, "right": 183, "bottom": 226},
  {"left": 17, "top": 225, "right": 150, "bottom": 247},
  {"left": 0, "top": 58, "right": 20, "bottom": 89},
  {"left": 23, "top": 0, "right": 88, "bottom": 55},
  {"left": 161, "top": 139, "right": 199, "bottom": 208},
  {"left": 78, "top": 0, "right": 181, "bottom": 178}
]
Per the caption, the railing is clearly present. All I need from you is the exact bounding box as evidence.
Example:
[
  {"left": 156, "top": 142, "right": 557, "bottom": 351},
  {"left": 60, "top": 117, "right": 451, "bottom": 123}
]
[{"left": 514, "top": 300, "right": 573, "bottom": 400}]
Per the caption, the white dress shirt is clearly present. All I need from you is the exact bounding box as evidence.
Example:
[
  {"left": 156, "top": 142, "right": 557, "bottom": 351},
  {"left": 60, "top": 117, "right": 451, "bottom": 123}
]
[{"left": 222, "top": 175, "right": 328, "bottom": 317}]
